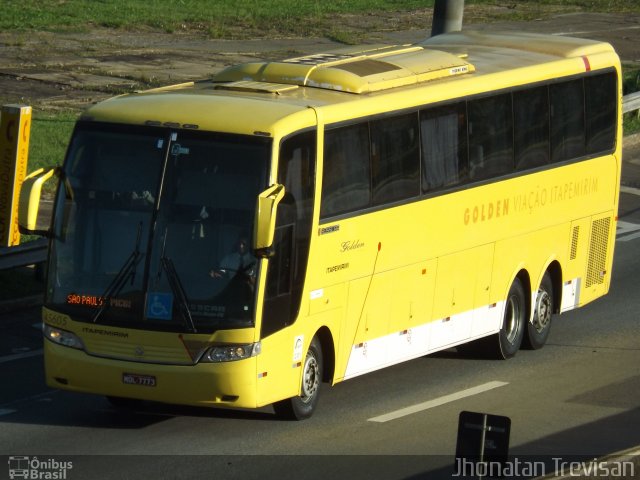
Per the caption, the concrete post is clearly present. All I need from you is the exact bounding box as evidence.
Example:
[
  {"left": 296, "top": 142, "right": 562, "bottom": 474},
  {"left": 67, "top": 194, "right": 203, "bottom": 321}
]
[{"left": 431, "top": 0, "right": 464, "bottom": 37}]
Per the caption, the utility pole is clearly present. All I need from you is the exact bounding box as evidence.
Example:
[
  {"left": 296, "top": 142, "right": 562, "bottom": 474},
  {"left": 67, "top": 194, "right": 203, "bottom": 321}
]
[{"left": 431, "top": 0, "right": 464, "bottom": 37}]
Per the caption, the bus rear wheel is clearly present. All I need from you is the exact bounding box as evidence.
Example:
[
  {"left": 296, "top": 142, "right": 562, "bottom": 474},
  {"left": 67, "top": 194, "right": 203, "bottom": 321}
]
[
  {"left": 495, "top": 277, "right": 526, "bottom": 359},
  {"left": 523, "top": 273, "right": 553, "bottom": 350},
  {"left": 273, "top": 336, "right": 323, "bottom": 420}
]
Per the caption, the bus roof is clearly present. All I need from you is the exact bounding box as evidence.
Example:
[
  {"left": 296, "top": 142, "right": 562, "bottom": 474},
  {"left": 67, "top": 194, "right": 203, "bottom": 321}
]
[{"left": 83, "top": 31, "right": 618, "bottom": 134}]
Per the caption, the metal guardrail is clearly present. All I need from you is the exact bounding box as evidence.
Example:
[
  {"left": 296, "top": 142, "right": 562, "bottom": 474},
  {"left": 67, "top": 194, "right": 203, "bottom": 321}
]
[
  {"left": 623, "top": 91, "right": 640, "bottom": 115},
  {"left": 0, "top": 238, "right": 48, "bottom": 271},
  {"left": 0, "top": 93, "right": 640, "bottom": 272}
]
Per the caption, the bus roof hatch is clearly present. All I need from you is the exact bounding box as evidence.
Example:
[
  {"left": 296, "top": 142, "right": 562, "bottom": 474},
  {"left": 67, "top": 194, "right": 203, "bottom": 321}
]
[{"left": 213, "top": 44, "right": 475, "bottom": 94}]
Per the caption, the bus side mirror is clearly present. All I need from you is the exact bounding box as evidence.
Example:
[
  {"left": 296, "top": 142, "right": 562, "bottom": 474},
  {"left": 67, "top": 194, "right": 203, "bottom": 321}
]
[
  {"left": 253, "top": 183, "right": 285, "bottom": 258},
  {"left": 18, "top": 167, "right": 58, "bottom": 236}
]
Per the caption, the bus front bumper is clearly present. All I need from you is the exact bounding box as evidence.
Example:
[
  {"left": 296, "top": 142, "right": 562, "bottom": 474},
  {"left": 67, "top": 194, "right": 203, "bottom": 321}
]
[{"left": 44, "top": 340, "right": 259, "bottom": 409}]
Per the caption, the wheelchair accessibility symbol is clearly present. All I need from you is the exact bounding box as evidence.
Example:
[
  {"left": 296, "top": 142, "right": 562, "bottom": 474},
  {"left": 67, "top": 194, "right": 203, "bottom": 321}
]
[{"left": 146, "top": 292, "right": 173, "bottom": 320}]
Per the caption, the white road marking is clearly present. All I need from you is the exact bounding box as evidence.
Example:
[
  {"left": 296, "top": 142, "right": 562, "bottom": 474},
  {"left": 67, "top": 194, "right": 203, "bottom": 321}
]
[
  {"left": 0, "top": 390, "right": 60, "bottom": 417},
  {"left": 0, "top": 391, "right": 58, "bottom": 417},
  {"left": 618, "top": 232, "right": 640, "bottom": 242},
  {"left": 617, "top": 220, "right": 640, "bottom": 235},
  {"left": 617, "top": 220, "right": 640, "bottom": 242},
  {"left": 0, "top": 349, "right": 43, "bottom": 364},
  {"left": 620, "top": 185, "right": 640, "bottom": 196},
  {"left": 367, "top": 380, "right": 509, "bottom": 423}
]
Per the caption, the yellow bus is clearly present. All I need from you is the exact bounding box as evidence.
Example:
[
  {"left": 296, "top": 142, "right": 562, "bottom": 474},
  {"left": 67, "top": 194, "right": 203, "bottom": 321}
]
[{"left": 20, "top": 30, "right": 621, "bottom": 420}]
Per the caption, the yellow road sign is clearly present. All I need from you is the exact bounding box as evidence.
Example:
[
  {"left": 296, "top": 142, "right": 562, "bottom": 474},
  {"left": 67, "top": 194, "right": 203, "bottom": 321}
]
[{"left": 0, "top": 105, "right": 32, "bottom": 247}]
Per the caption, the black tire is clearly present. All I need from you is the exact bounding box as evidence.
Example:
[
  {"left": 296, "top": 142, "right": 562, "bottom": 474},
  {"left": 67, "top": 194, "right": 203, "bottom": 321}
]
[
  {"left": 495, "top": 277, "right": 526, "bottom": 359},
  {"left": 273, "top": 336, "right": 323, "bottom": 420},
  {"left": 522, "top": 272, "right": 553, "bottom": 350}
]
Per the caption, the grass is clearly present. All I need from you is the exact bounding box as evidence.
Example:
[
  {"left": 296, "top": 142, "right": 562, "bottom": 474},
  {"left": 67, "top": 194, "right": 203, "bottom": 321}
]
[
  {"left": 1, "top": 0, "right": 639, "bottom": 39},
  {"left": 1, "top": 0, "right": 432, "bottom": 36},
  {"left": 623, "top": 63, "right": 640, "bottom": 95},
  {"left": 626, "top": 115, "right": 640, "bottom": 135},
  {"left": 623, "top": 64, "right": 640, "bottom": 135},
  {"left": 29, "top": 112, "right": 77, "bottom": 172}
]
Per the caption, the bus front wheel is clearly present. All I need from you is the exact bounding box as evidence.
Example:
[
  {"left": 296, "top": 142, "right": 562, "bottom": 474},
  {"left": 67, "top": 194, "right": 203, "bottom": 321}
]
[
  {"left": 496, "top": 277, "right": 526, "bottom": 359},
  {"left": 273, "top": 336, "right": 323, "bottom": 420}
]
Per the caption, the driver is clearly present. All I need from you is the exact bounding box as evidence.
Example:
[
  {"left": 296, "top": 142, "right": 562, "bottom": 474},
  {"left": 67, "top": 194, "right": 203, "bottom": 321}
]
[{"left": 209, "top": 237, "right": 256, "bottom": 282}]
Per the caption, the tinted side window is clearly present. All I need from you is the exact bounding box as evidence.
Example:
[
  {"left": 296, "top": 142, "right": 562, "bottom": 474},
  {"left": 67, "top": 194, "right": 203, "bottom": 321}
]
[
  {"left": 420, "top": 102, "right": 468, "bottom": 192},
  {"left": 321, "top": 123, "right": 370, "bottom": 218},
  {"left": 265, "top": 225, "right": 293, "bottom": 299},
  {"left": 370, "top": 112, "right": 420, "bottom": 205},
  {"left": 585, "top": 72, "right": 617, "bottom": 154},
  {"left": 514, "top": 86, "right": 550, "bottom": 170},
  {"left": 468, "top": 93, "right": 513, "bottom": 180},
  {"left": 550, "top": 78, "right": 585, "bottom": 162}
]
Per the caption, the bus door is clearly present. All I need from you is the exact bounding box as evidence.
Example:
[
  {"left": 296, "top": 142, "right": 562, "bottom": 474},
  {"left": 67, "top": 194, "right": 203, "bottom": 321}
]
[{"left": 256, "top": 130, "right": 316, "bottom": 406}]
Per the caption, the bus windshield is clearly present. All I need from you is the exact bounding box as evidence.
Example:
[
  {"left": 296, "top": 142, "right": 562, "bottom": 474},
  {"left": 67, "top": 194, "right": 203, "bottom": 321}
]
[{"left": 46, "top": 122, "right": 270, "bottom": 333}]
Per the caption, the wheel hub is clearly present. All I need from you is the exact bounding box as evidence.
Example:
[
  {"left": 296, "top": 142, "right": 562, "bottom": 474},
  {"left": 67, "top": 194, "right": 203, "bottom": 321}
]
[
  {"left": 505, "top": 296, "right": 521, "bottom": 343},
  {"left": 533, "top": 289, "right": 552, "bottom": 333},
  {"left": 301, "top": 354, "right": 319, "bottom": 403}
]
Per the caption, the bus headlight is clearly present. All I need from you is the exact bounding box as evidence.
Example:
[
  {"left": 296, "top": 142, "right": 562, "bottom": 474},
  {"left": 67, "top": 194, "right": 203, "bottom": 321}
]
[
  {"left": 44, "top": 324, "right": 85, "bottom": 350},
  {"left": 201, "top": 342, "right": 261, "bottom": 363}
]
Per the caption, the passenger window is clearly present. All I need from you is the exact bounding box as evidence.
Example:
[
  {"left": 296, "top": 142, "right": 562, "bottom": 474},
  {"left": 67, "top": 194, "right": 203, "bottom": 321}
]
[
  {"left": 551, "top": 79, "right": 585, "bottom": 162},
  {"left": 321, "top": 123, "right": 370, "bottom": 218},
  {"left": 514, "top": 86, "right": 550, "bottom": 170},
  {"left": 420, "top": 102, "right": 468, "bottom": 191},
  {"left": 468, "top": 93, "right": 513, "bottom": 180},
  {"left": 370, "top": 112, "right": 420, "bottom": 205}
]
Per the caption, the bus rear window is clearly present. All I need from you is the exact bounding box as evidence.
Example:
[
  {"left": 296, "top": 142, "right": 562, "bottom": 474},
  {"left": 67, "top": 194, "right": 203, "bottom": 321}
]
[{"left": 585, "top": 72, "right": 617, "bottom": 154}]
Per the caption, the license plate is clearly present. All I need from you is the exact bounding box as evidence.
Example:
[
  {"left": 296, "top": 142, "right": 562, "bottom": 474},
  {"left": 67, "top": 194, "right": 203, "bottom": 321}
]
[{"left": 123, "top": 373, "right": 156, "bottom": 387}]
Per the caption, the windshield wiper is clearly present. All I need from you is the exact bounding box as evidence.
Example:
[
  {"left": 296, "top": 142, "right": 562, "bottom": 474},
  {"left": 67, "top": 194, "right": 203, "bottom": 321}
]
[
  {"left": 92, "top": 222, "right": 143, "bottom": 324},
  {"left": 156, "top": 228, "right": 197, "bottom": 333},
  {"left": 160, "top": 255, "right": 197, "bottom": 333}
]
